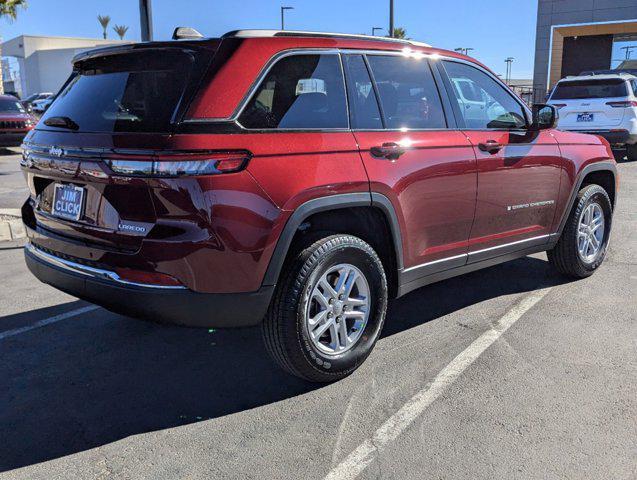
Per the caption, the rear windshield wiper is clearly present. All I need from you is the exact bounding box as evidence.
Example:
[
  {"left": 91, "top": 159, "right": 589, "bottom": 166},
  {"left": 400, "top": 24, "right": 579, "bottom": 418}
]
[{"left": 43, "top": 116, "right": 79, "bottom": 131}]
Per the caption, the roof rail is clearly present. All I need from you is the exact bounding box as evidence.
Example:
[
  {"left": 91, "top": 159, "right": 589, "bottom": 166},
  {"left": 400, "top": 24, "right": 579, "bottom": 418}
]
[{"left": 221, "top": 29, "right": 431, "bottom": 48}]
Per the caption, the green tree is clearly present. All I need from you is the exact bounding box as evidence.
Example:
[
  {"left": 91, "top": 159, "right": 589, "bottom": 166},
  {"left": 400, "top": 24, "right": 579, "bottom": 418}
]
[
  {"left": 97, "top": 14, "right": 111, "bottom": 39},
  {"left": 392, "top": 27, "right": 409, "bottom": 39},
  {"left": 113, "top": 24, "right": 129, "bottom": 40},
  {"left": 0, "top": 0, "right": 28, "bottom": 95}
]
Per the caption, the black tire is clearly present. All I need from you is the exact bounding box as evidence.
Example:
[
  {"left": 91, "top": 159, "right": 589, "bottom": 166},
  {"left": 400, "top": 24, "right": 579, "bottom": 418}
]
[
  {"left": 612, "top": 149, "right": 626, "bottom": 162},
  {"left": 262, "top": 234, "right": 388, "bottom": 383},
  {"left": 548, "top": 184, "right": 612, "bottom": 278},
  {"left": 626, "top": 144, "right": 637, "bottom": 162}
]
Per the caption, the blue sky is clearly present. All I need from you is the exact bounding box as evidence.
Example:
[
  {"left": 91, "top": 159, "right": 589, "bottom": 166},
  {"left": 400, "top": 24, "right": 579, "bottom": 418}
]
[{"left": 0, "top": 0, "right": 539, "bottom": 78}]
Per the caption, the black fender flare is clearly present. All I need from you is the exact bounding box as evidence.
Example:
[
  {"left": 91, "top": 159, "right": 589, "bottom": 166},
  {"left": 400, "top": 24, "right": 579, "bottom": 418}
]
[
  {"left": 261, "top": 192, "right": 404, "bottom": 287},
  {"left": 555, "top": 161, "right": 617, "bottom": 236}
]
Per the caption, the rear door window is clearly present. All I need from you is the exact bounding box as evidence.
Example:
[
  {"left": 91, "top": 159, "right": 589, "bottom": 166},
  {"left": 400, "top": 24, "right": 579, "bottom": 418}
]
[
  {"left": 365, "top": 55, "right": 446, "bottom": 130},
  {"left": 551, "top": 79, "right": 628, "bottom": 100},
  {"left": 239, "top": 54, "right": 348, "bottom": 129},
  {"left": 39, "top": 49, "right": 205, "bottom": 133}
]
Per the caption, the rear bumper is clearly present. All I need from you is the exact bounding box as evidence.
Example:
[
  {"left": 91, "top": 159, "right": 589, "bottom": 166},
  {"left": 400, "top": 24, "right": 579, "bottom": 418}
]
[
  {"left": 0, "top": 132, "right": 27, "bottom": 147},
  {"left": 563, "top": 129, "right": 635, "bottom": 145},
  {"left": 25, "top": 243, "right": 274, "bottom": 328}
]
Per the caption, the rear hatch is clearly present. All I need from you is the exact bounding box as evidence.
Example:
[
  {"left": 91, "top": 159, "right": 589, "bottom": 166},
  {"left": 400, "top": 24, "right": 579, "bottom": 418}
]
[
  {"left": 549, "top": 78, "right": 629, "bottom": 130},
  {"left": 23, "top": 42, "right": 217, "bottom": 252}
]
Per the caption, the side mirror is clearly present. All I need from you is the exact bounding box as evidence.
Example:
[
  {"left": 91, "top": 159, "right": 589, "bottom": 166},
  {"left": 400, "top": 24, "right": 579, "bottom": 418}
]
[{"left": 531, "top": 104, "right": 558, "bottom": 130}]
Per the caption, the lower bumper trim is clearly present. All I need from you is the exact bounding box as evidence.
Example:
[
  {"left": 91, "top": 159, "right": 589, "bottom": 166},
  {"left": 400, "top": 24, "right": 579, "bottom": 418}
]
[{"left": 25, "top": 244, "right": 274, "bottom": 328}]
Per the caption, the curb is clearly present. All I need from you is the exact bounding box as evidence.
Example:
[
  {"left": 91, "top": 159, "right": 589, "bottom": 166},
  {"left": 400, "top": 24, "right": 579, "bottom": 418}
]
[{"left": 0, "top": 209, "right": 25, "bottom": 242}]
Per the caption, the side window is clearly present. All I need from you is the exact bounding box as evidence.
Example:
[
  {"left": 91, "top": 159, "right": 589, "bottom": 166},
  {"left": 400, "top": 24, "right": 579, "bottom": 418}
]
[
  {"left": 443, "top": 61, "right": 527, "bottom": 130},
  {"left": 343, "top": 55, "right": 383, "bottom": 129},
  {"left": 366, "top": 55, "right": 446, "bottom": 130},
  {"left": 239, "top": 54, "right": 348, "bottom": 129},
  {"left": 631, "top": 80, "right": 637, "bottom": 97}
]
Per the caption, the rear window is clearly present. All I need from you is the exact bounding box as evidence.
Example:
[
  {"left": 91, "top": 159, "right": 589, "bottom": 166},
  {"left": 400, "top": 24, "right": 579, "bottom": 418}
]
[
  {"left": 40, "top": 49, "right": 201, "bottom": 133},
  {"left": 551, "top": 79, "right": 628, "bottom": 100},
  {"left": 0, "top": 98, "right": 26, "bottom": 113}
]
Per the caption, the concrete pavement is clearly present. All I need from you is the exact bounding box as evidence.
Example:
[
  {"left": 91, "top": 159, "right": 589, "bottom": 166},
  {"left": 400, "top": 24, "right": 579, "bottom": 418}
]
[{"left": 0, "top": 161, "right": 635, "bottom": 480}]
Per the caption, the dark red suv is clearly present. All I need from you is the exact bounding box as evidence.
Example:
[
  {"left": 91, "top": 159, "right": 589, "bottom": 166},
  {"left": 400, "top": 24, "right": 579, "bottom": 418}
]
[{"left": 22, "top": 31, "right": 618, "bottom": 382}]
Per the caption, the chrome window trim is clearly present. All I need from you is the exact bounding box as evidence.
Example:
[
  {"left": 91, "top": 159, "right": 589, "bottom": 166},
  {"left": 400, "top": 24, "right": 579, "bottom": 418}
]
[
  {"left": 182, "top": 48, "right": 532, "bottom": 131},
  {"left": 26, "top": 243, "right": 187, "bottom": 290}
]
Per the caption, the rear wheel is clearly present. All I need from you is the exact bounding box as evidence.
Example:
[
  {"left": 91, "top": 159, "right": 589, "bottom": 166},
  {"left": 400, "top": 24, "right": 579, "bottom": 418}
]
[
  {"left": 548, "top": 184, "right": 612, "bottom": 278},
  {"left": 262, "top": 234, "right": 387, "bottom": 382},
  {"left": 626, "top": 144, "right": 637, "bottom": 161}
]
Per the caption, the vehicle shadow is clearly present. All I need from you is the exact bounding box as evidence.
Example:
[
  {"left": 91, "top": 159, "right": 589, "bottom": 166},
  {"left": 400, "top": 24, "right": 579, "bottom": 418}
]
[
  {"left": 0, "top": 255, "right": 567, "bottom": 471},
  {"left": 0, "top": 148, "right": 19, "bottom": 156}
]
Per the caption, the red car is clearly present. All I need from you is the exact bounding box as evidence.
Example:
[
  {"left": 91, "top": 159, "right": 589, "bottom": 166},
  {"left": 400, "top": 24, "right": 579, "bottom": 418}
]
[
  {"left": 22, "top": 31, "right": 617, "bottom": 382},
  {"left": 0, "top": 95, "right": 35, "bottom": 147}
]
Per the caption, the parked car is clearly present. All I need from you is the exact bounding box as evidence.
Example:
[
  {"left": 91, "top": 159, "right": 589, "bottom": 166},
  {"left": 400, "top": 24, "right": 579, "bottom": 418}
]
[
  {"left": 21, "top": 92, "right": 52, "bottom": 112},
  {"left": 21, "top": 30, "right": 618, "bottom": 382},
  {"left": 0, "top": 95, "right": 36, "bottom": 147},
  {"left": 547, "top": 72, "right": 637, "bottom": 160},
  {"left": 31, "top": 96, "right": 54, "bottom": 114}
]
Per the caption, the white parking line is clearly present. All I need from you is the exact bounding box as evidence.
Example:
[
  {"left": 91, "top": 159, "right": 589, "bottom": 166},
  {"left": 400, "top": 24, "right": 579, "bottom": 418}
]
[
  {"left": 324, "top": 287, "right": 553, "bottom": 480},
  {"left": 0, "top": 305, "right": 100, "bottom": 341}
]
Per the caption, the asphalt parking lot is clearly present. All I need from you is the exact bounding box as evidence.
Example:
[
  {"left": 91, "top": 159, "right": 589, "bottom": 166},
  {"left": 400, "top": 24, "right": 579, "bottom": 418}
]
[{"left": 0, "top": 150, "right": 635, "bottom": 480}]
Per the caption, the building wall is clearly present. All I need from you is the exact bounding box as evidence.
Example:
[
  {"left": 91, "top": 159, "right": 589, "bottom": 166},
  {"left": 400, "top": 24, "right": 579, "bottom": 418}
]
[
  {"left": 1, "top": 36, "right": 129, "bottom": 97},
  {"left": 534, "top": 0, "right": 637, "bottom": 100}
]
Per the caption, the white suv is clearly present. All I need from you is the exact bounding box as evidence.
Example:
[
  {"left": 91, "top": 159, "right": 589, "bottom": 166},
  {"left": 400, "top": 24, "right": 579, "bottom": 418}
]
[{"left": 547, "top": 72, "right": 637, "bottom": 160}]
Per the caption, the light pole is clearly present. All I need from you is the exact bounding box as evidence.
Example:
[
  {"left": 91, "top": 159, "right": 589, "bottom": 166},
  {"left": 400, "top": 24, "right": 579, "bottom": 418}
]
[
  {"left": 505, "top": 57, "right": 514, "bottom": 84},
  {"left": 139, "top": 0, "right": 153, "bottom": 41},
  {"left": 281, "top": 6, "right": 294, "bottom": 30},
  {"left": 389, "top": 0, "right": 394, "bottom": 38},
  {"left": 372, "top": 27, "right": 383, "bottom": 37}
]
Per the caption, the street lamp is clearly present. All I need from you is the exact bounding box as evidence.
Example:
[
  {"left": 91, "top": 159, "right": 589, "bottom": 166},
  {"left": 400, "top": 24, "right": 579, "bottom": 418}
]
[
  {"left": 281, "top": 6, "right": 294, "bottom": 31},
  {"left": 139, "top": 0, "right": 153, "bottom": 41},
  {"left": 505, "top": 57, "right": 515, "bottom": 84},
  {"left": 389, "top": 0, "right": 394, "bottom": 38},
  {"left": 372, "top": 27, "right": 384, "bottom": 37}
]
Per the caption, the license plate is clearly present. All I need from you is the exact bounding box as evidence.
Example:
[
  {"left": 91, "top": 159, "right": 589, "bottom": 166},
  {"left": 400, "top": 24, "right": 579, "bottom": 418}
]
[
  {"left": 52, "top": 184, "right": 85, "bottom": 221},
  {"left": 577, "top": 113, "right": 594, "bottom": 122}
]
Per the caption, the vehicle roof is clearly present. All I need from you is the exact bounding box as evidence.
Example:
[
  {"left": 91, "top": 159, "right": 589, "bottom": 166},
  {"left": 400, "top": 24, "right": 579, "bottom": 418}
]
[
  {"left": 222, "top": 29, "right": 432, "bottom": 48},
  {"left": 558, "top": 73, "right": 637, "bottom": 83}
]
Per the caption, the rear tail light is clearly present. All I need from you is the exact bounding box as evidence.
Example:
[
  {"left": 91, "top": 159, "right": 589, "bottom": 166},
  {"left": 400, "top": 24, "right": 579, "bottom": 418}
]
[
  {"left": 606, "top": 101, "right": 637, "bottom": 108},
  {"left": 107, "top": 151, "right": 251, "bottom": 177}
]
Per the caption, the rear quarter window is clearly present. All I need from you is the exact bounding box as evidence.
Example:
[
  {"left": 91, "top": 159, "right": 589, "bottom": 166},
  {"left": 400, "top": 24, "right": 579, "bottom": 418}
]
[{"left": 238, "top": 54, "right": 348, "bottom": 130}]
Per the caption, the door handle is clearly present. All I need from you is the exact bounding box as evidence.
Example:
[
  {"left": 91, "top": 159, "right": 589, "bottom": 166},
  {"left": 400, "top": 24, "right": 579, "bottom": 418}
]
[
  {"left": 370, "top": 142, "right": 406, "bottom": 160},
  {"left": 478, "top": 140, "right": 503, "bottom": 154}
]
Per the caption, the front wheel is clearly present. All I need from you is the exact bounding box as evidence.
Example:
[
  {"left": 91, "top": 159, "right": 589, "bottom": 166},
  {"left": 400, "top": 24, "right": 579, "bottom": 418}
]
[
  {"left": 262, "top": 234, "right": 388, "bottom": 383},
  {"left": 548, "top": 184, "right": 612, "bottom": 278}
]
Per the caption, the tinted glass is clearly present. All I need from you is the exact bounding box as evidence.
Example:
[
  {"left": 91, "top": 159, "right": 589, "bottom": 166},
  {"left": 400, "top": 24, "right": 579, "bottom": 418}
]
[
  {"left": 343, "top": 55, "right": 382, "bottom": 129},
  {"left": 0, "top": 98, "right": 25, "bottom": 113},
  {"left": 239, "top": 54, "right": 348, "bottom": 129},
  {"left": 40, "top": 50, "right": 194, "bottom": 133},
  {"left": 366, "top": 55, "right": 445, "bottom": 130},
  {"left": 443, "top": 61, "right": 526, "bottom": 130},
  {"left": 551, "top": 79, "right": 628, "bottom": 100}
]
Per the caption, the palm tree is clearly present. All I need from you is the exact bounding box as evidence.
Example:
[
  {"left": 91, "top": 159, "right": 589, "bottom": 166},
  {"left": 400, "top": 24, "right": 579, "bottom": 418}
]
[
  {"left": 392, "top": 27, "right": 408, "bottom": 39},
  {"left": 97, "top": 14, "right": 111, "bottom": 39},
  {"left": 113, "top": 25, "right": 129, "bottom": 40},
  {"left": 0, "top": 0, "right": 28, "bottom": 95}
]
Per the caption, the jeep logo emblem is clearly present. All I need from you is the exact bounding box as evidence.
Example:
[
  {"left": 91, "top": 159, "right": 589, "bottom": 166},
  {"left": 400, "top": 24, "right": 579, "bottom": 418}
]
[{"left": 49, "top": 146, "right": 64, "bottom": 158}]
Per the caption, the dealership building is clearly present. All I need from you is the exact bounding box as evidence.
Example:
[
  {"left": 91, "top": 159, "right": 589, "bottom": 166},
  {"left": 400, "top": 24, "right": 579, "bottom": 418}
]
[{"left": 533, "top": 0, "right": 637, "bottom": 101}]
